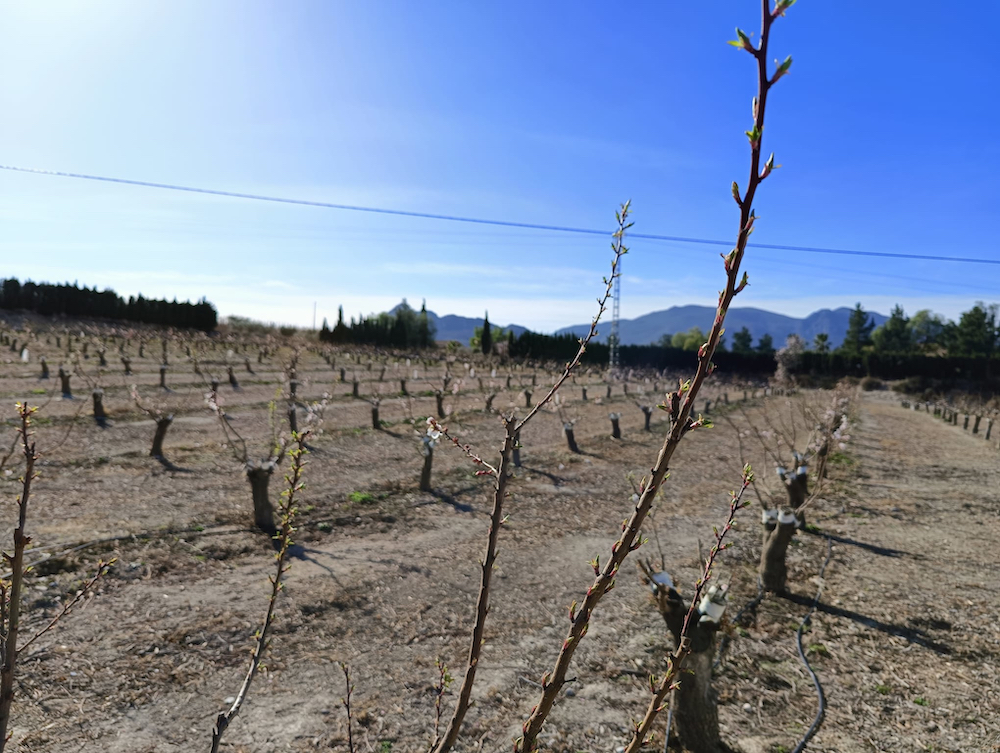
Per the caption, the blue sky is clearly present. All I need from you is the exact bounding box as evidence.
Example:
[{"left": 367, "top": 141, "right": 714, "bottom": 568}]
[{"left": 1, "top": 1, "right": 998, "bottom": 332}]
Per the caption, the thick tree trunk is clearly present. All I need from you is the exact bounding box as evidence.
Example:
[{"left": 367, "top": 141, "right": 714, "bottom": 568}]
[
  {"left": 609, "top": 413, "right": 621, "bottom": 439},
  {"left": 289, "top": 403, "right": 299, "bottom": 433},
  {"left": 656, "top": 582, "right": 724, "bottom": 753},
  {"left": 228, "top": 366, "right": 240, "bottom": 390},
  {"left": 606, "top": 384, "right": 612, "bottom": 399},
  {"left": 59, "top": 368, "right": 72, "bottom": 398},
  {"left": 159, "top": 365, "right": 168, "bottom": 390},
  {"left": 436, "top": 391, "right": 446, "bottom": 418},
  {"left": 40, "top": 358, "right": 49, "bottom": 380},
  {"left": 419, "top": 446, "right": 433, "bottom": 491},
  {"left": 92, "top": 389, "right": 108, "bottom": 426},
  {"left": 340, "top": 367, "right": 346, "bottom": 383},
  {"left": 371, "top": 404, "right": 380, "bottom": 430},
  {"left": 245, "top": 357, "right": 254, "bottom": 374},
  {"left": 121, "top": 357, "right": 132, "bottom": 375},
  {"left": 564, "top": 423, "right": 579, "bottom": 453},
  {"left": 151, "top": 415, "right": 173, "bottom": 457},
  {"left": 246, "top": 464, "right": 277, "bottom": 534},
  {"left": 672, "top": 650, "right": 724, "bottom": 753},
  {"left": 760, "top": 511, "right": 798, "bottom": 593},
  {"left": 973, "top": 415, "right": 982, "bottom": 434},
  {"left": 640, "top": 406, "right": 652, "bottom": 431},
  {"left": 484, "top": 393, "right": 495, "bottom": 412},
  {"left": 524, "top": 390, "right": 532, "bottom": 408},
  {"left": 98, "top": 349, "right": 107, "bottom": 367},
  {"left": 400, "top": 378, "right": 408, "bottom": 396},
  {"left": 581, "top": 386, "right": 588, "bottom": 401}
]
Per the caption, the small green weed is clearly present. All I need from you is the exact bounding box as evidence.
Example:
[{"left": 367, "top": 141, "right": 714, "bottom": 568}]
[
  {"left": 876, "top": 683, "right": 891, "bottom": 695},
  {"left": 913, "top": 696, "right": 929, "bottom": 707},
  {"left": 349, "top": 491, "right": 376, "bottom": 505}
]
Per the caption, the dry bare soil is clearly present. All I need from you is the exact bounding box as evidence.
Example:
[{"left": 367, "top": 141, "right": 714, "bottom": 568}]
[{"left": 2, "top": 347, "right": 998, "bottom": 753}]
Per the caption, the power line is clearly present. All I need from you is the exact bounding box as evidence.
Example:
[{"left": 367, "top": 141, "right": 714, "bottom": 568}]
[{"left": 2, "top": 163, "right": 998, "bottom": 267}]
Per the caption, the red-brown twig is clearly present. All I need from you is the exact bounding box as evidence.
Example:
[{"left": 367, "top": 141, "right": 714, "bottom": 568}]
[
  {"left": 340, "top": 662, "right": 355, "bottom": 753},
  {"left": 19, "top": 558, "right": 115, "bottom": 656},
  {"left": 210, "top": 429, "right": 310, "bottom": 753},
  {"left": 430, "top": 205, "right": 630, "bottom": 753},
  {"left": 426, "top": 418, "right": 497, "bottom": 477},
  {"left": 514, "top": 4, "right": 790, "bottom": 749},
  {"left": 0, "top": 404, "right": 39, "bottom": 751}
]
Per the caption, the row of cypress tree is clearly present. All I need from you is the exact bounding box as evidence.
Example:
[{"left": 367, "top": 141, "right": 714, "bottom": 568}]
[
  {"left": 0, "top": 277, "right": 218, "bottom": 331},
  {"left": 319, "top": 300, "right": 436, "bottom": 349}
]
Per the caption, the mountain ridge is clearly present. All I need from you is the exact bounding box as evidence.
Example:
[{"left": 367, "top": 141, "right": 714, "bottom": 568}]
[
  {"left": 555, "top": 304, "right": 888, "bottom": 349},
  {"left": 395, "top": 303, "right": 887, "bottom": 349}
]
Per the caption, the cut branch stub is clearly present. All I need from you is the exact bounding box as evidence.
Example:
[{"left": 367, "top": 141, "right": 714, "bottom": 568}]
[
  {"left": 245, "top": 461, "right": 277, "bottom": 534},
  {"left": 151, "top": 415, "right": 174, "bottom": 458},
  {"left": 92, "top": 389, "right": 108, "bottom": 427},
  {"left": 58, "top": 367, "right": 72, "bottom": 398}
]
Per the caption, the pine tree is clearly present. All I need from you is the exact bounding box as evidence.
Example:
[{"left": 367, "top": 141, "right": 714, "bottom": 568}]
[
  {"left": 481, "top": 312, "right": 493, "bottom": 355},
  {"left": 732, "top": 327, "right": 754, "bottom": 355},
  {"left": 755, "top": 333, "right": 775, "bottom": 354},
  {"left": 953, "top": 303, "right": 998, "bottom": 357},
  {"left": 813, "top": 333, "right": 830, "bottom": 353},
  {"left": 841, "top": 303, "right": 875, "bottom": 355},
  {"left": 872, "top": 305, "right": 912, "bottom": 353}
]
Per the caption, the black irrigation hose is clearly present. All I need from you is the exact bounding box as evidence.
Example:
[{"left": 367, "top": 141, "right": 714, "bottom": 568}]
[{"left": 791, "top": 535, "right": 832, "bottom": 753}]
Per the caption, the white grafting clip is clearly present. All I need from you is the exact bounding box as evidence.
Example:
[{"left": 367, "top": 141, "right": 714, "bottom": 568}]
[{"left": 698, "top": 583, "right": 729, "bottom": 624}]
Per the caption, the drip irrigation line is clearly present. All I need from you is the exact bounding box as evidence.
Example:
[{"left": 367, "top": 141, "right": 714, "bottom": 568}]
[{"left": 791, "top": 535, "right": 832, "bottom": 753}]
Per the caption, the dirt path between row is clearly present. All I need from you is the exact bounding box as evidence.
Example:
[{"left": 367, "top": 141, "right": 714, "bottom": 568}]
[{"left": 11, "top": 391, "right": 1000, "bottom": 753}]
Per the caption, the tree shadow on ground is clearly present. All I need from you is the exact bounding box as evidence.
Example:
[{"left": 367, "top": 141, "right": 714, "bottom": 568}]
[
  {"left": 801, "top": 528, "right": 910, "bottom": 558},
  {"left": 778, "top": 591, "right": 952, "bottom": 655}
]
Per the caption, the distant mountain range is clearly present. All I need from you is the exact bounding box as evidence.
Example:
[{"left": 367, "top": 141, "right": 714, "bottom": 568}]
[
  {"left": 391, "top": 304, "right": 528, "bottom": 344},
  {"left": 556, "top": 305, "right": 889, "bottom": 349},
  {"left": 395, "top": 302, "right": 887, "bottom": 349}
]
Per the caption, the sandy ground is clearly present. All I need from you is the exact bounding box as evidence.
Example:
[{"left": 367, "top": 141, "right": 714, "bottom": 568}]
[{"left": 0, "top": 341, "right": 997, "bottom": 753}]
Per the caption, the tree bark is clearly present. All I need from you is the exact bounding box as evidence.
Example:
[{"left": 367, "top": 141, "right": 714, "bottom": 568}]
[
  {"left": 640, "top": 406, "right": 652, "bottom": 431},
  {"left": 39, "top": 358, "right": 49, "bottom": 380},
  {"left": 760, "top": 511, "right": 798, "bottom": 593},
  {"left": 92, "top": 389, "right": 108, "bottom": 427},
  {"left": 657, "top": 584, "right": 724, "bottom": 753},
  {"left": 609, "top": 414, "right": 621, "bottom": 439},
  {"left": 419, "top": 446, "right": 433, "bottom": 491},
  {"left": 581, "top": 386, "right": 588, "bottom": 401},
  {"left": 59, "top": 368, "right": 72, "bottom": 398},
  {"left": 246, "top": 463, "right": 277, "bottom": 534},
  {"left": 151, "top": 415, "right": 174, "bottom": 457},
  {"left": 436, "top": 391, "right": 446, "bottom": 418},
  {"left": 371, "top": 404, "right": 380, "bottom": 430}
]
